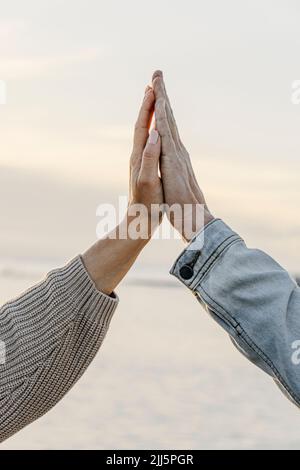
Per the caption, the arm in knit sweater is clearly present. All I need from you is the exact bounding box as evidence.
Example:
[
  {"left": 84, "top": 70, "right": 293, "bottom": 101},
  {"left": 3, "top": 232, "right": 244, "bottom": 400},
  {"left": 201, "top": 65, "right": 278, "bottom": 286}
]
[
  {"left": 0, "top": 255, "right": 118, "bottom": 442},
  {"left": 0, "top": 79, "right": 162, "bottom": 442}
]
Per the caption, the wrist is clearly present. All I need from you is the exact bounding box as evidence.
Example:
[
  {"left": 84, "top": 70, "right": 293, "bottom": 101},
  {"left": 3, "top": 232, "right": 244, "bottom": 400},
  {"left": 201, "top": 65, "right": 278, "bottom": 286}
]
[
  {"left": 119, "top": 206, "right": 161, "bottom": 241},
  {"left": 182, "top": 208, "right": 214, "bottom": 243},
  {"left": 203, "top": 209, "right": 215, "bottom": 227},
  {"left": 82, "top": 218, "right": 149, "bottom": 296}
]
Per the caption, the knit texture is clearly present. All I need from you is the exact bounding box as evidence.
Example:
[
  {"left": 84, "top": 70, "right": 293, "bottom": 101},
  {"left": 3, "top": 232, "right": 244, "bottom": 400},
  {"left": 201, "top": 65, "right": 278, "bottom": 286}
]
[{"left": 0, "top": 255, "right": 118, "bottom": 442}]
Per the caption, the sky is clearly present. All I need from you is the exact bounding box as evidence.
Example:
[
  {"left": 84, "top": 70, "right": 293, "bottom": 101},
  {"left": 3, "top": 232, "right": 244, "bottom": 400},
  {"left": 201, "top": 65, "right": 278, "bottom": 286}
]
[{"left": 0, "top": 0, "right": 300, "bottom": 272}]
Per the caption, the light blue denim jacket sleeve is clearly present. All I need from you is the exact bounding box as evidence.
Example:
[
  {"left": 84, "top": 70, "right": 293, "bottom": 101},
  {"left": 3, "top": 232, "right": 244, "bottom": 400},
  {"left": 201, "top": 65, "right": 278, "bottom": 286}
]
[{"left": 170, "top": 218, "right": 300, "bottom": 407}]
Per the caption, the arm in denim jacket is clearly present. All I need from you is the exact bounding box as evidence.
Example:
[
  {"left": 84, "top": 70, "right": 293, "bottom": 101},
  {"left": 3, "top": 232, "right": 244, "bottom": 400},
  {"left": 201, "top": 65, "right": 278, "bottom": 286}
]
[{"left": 170, "top": 218, "right": 300, "bottom": 407}]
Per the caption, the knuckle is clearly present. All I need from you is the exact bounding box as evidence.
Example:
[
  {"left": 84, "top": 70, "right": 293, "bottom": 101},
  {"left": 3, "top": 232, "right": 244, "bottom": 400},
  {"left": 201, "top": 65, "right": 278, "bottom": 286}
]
[
  {"left": 171, "top": 155, "right": 182, "bottom": 170},
  {"left": 156, "top": 115, "right": 167, "bottom": 124},
  {"left": 156, "top": 97, "right": 165, "bottom": 106},
  {"left": 160, "top": 128, "right": 172, "bottom": 140},
  {"left": 138, "top": 175, "right": 154, "bottom": 188},
  {"left": 143, "top": 149, "right": 153, "bottom": 160}
]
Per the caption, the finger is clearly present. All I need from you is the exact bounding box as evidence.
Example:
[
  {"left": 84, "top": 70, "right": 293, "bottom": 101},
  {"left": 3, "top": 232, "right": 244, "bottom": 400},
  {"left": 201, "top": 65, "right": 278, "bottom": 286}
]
[
  {"left": 152, "top": 70, "right": 165, "bottom": 101},
  {"left": 152, "top": 71, "right": 181, "bottom": 149},
  {"left": 165, "top": 99, "right": 182, "bottom": 150},
  {"left": 152, "top": 71, "right": 175, "bottom": 120},
  {"left": 139, "top": 129, "right": 161, "bottom": 181},
  {"left": 153, "top": 72, "right": 204, "bottom": 205},
  {"left": 133, "top": 87, "right": 155, "bottom": 157},
  {"left": 155, "top": 97, "right": 176, "bottom": 156}
]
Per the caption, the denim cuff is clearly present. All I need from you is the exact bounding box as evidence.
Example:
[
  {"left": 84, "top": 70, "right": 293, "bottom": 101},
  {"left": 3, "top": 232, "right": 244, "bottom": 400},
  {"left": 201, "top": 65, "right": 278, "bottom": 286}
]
[{"left": 170, "top": 219, "right": 243, "bottom": 290}]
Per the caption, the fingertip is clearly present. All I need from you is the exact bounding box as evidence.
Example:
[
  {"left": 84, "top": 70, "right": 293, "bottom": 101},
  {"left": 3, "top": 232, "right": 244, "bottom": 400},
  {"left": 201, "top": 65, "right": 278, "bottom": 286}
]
[
  {"left": 152, "top": 70, "right": 163, "bottom": 81},
  {"left": 152, "top": 77, "right": 160, "bottom": 94},
  {"left": 143, "top": 87, "right": 154, "bottom": 101},
  {"left": 152, "top": 72, "right": 165, "bottom": 99},
  {"left": 142, "top": 88, "right": 155, "bottom": 109}
]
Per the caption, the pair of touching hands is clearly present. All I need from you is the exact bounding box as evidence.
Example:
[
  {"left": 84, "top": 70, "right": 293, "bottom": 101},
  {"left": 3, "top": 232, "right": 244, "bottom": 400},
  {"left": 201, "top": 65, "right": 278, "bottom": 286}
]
[
  {"left": 83, "top": 71, "right": 214, "bottom": 295},
  {"left": 130, "top": 70, "right": 214, "bottom": 241}
]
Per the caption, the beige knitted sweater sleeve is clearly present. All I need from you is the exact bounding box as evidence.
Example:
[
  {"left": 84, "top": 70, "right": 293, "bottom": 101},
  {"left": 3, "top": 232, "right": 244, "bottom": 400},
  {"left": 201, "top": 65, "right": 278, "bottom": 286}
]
[{"left": 0, "top": 255, "right": 118, "bottom": 442}]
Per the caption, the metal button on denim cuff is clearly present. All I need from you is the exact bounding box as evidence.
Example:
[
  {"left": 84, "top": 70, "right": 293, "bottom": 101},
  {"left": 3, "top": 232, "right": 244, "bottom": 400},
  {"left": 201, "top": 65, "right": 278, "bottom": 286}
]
[{"left": 179, "top": 265, "right": 194, "bottom": 280}]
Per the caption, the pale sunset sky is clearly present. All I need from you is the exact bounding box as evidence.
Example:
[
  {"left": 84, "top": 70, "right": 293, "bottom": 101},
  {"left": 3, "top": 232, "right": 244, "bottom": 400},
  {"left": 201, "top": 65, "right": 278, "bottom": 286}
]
[{"left": 0, "top": 0, "right": 300, "bottom": 272}]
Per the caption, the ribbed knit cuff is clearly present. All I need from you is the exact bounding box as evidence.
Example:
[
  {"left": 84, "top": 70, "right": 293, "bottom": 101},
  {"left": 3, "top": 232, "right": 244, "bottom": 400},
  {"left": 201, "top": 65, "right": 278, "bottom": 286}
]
[
  {"left": 170, "top": 219, "right": 243, "bottom": 290},
  {"left": 49, "top": 255, "right": 119, "bottom": 327}
]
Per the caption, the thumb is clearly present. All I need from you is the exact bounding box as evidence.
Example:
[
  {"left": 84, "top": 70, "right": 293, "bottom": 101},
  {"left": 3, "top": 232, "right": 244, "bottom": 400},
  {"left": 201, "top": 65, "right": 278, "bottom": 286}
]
[{"left": 139, "top": 129, "right": 161, "bottom": 181}]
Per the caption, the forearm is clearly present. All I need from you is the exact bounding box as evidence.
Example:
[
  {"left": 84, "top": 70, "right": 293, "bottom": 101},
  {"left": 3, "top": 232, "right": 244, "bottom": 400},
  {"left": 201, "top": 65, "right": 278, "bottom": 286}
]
[
  {"left": 171, "top": 219, "right": 300, "bottom": 407},
  {"left": 0, "top": 252, "right": 119, "bottom": 442},
  {"left": 82, "top": 214, "right": 149, "bottom": 295},
  {"left": 0, "top": 212, "right": 154, "bottom": 442},
  {"left": 0, "top": 79, "right": 162, "bottom": 442}
]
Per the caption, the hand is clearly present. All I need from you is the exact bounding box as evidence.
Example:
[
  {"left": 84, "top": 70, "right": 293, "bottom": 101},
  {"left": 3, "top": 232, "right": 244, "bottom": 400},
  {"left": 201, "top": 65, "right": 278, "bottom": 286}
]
[
  {"left": 82, "top": 85, "right": 163, "bottom": 295},
  {"left": 152, "top": 70, "right": 214, "bottom": 242},
  {"left": 128, "top": 85, "right": 163, "bottom": 238}
]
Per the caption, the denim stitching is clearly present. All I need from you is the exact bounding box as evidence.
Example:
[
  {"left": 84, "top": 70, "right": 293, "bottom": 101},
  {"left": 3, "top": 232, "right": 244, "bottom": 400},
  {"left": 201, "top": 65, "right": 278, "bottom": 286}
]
[
  {"left": 191, "top": 236, "right": 242, "bottom": 289},
  {"left": 169, "top": 218, "right": 221, "bottom": 275},
  {"left": 197, "top": 285, "right": 300, "bottom": 407},
  {"left": 192, "top": 234, "right": 238, "bottom": 282}
]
